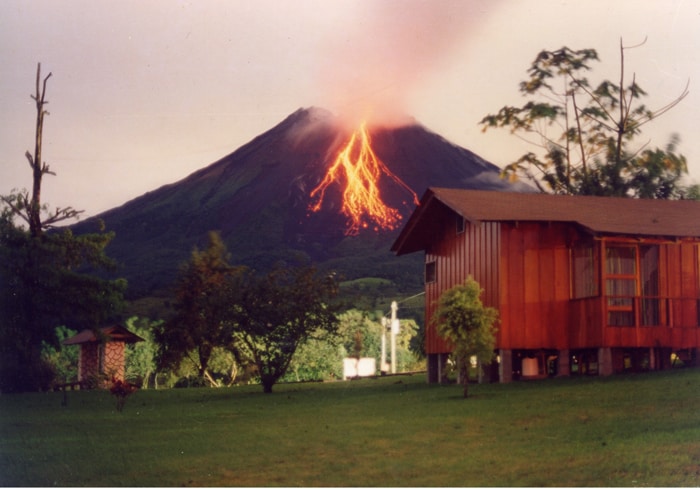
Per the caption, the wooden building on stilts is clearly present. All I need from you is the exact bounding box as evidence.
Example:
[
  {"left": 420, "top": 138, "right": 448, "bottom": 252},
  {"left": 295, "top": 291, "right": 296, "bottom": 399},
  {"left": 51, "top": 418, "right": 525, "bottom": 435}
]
[{"left": 391, "top": 188, "right": 700, "bottom": 383}]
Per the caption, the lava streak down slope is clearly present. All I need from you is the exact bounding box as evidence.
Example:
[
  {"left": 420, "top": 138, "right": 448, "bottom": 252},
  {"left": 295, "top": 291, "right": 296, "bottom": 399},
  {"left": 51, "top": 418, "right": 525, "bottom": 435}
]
[{"left": 72, "top": 107, "right": 526, "bottom": 298}]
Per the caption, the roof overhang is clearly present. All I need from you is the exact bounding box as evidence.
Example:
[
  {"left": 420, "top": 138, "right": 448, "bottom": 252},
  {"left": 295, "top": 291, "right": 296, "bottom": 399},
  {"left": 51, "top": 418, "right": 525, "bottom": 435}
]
[
  {"left": 391, "top": 187, "right": 700, "bottom": 255},
  {"left": 62, "top": 325, "right": 144, "bottom": 345}
]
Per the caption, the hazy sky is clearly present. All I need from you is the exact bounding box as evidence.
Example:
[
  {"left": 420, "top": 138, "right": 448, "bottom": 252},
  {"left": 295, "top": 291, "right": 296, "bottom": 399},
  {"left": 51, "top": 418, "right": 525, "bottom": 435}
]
[{"left": 1, "top": 0, "right": 698, "bottom": 218}]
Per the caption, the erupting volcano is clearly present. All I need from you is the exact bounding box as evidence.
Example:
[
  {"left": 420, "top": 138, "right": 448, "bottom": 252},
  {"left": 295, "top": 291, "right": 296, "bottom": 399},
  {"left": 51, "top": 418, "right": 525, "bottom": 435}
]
[
  {"left": 308, "top": 122, "right": 420, "bottom": 235},
  {"left": 72, "top": 107, "right": 529, "bottom": 297}
]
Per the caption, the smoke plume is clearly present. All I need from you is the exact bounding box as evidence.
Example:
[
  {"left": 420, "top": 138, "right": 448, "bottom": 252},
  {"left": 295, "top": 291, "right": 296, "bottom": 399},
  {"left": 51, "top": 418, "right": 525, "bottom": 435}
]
[{"left": 315, "top": 1, "right": 490, "bottom": 127}]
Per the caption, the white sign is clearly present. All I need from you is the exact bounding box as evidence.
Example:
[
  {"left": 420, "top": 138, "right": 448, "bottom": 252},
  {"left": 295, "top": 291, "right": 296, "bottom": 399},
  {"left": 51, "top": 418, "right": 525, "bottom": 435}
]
[
  {"left": 343, "top": 357, "right": 377, "bottom": 379},
  {"left": 391, "top": 319, "right": 400, "bottom": 334}
]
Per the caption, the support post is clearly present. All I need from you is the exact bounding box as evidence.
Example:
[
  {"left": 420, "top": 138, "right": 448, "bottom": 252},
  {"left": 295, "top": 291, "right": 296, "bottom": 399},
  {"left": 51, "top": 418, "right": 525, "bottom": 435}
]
[
  {"left": 557, "top": 349, "right": 570, "bottom": 377},
  {"left": 437, "top": 353, "right": 448, "bottom": 384},
  {"left": 380, "top": 318, "right": 387, "bottom": 374},
  {"left": 598, "top": 347, "right": 613, "bottom": 376},
  {"left": 390, "top": 301, "right": 398, "bottom": 374},
  {"left": 499, "top": 349, "right": 512, "bottom": 383}
]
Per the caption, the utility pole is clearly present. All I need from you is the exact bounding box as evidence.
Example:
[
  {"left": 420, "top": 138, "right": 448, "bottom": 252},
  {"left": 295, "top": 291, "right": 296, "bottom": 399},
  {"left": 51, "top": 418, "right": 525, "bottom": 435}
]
[
  {"left": 390, "top": 301, "right": 399, "bottom": 374},
  {"left": 381, "top": 317, "right": 388, "bottom": 374}
]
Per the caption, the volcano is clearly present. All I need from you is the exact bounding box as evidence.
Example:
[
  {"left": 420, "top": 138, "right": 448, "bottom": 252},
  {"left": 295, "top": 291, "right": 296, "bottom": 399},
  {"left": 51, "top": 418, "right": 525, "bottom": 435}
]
[{"left": 73, "top": 107, "right": 527, "bottom": 298}]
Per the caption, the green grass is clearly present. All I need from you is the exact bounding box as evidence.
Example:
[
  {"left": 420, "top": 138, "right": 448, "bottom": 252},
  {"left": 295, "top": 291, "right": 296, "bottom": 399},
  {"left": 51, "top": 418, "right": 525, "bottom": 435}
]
[{"left": 1, "top": 369, "right": 700, "bottom": 486}]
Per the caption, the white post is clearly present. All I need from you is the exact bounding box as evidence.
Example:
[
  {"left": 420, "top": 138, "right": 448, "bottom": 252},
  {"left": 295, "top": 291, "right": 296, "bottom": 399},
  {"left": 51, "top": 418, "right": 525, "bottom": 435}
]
[
  {"left": 381, "top": 317, "right": 387, "bottom": 374},
  {"left": 390, "top": 301, "right": 398, "bottom": 374}
]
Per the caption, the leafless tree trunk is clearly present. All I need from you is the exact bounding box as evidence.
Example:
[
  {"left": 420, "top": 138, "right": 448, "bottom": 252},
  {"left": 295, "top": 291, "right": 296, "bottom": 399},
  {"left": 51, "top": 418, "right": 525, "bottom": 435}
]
[{"left": 1, "top": 63, "right": 82, "bottom": 236}]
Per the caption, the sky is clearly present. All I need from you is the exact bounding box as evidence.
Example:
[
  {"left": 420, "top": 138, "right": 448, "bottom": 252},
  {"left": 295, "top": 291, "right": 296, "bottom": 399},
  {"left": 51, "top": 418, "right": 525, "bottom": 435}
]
[{"left": 1, "top": 0, "right": 699, "bottom": 219}]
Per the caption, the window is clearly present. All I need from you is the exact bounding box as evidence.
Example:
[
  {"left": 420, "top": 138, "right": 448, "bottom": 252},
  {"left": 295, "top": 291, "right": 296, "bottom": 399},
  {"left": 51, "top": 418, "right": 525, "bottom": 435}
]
[
  {"left": 456, "top": 214, "right": 465, "bottom": 234},
  {"left": 605, "top": 246, "right": 637, "bottom": 326},
  {"left": 571, "top": 242, "right": 599, "bottom": 298},
  {"left": 425, "top": 261, "right": 437, "bottom": 284},
  {"left": 604, "top": 243, "right": 660, "bottom": 327},
  {"left": 639, "top": 245, "right": 660, "bottom": 326}
]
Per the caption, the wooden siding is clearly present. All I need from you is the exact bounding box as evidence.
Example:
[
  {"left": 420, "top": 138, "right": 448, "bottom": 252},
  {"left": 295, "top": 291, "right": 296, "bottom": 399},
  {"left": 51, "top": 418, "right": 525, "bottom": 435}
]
[
  {"left": 424, "top": 210, "right": 500, "bottom": 354},
  {"left": 498, "top": 222, "right": 572, "bottom": 350},
  {"left": 599, "top": 240, "right": 700, "bottom": 349},
  {"left": 424, "top": 207, "right": 700, "bottom": 354}
]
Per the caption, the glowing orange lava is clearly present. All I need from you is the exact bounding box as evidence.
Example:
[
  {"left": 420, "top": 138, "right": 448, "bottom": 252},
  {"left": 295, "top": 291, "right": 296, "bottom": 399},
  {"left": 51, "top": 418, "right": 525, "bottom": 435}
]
[{"left": 309, "top": 122, "right": 420, "bottom": 235}]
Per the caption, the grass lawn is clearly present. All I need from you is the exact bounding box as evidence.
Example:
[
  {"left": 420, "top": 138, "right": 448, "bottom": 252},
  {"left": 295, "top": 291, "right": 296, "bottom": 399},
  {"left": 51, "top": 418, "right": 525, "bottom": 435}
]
[{"left": 1, "top": 368, "right": 699, "bottom": 486}]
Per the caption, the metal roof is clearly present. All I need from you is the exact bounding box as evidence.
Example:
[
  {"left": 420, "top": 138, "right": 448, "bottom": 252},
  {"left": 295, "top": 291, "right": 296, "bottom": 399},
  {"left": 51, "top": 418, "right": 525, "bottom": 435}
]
[
  {"left": 62, "top": 325, "right": 144, "bottom": 345},
  {"left": 392, "top": 188, "right": 700, "bottom": 255}
]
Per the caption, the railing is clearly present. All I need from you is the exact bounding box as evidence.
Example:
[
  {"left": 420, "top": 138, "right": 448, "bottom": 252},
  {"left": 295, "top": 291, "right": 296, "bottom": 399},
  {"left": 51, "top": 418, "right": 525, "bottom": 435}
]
[
  {"left": 571, "top": 296, "right": 700, "bottom": 329},
  {"left": 605, "top": 296, "right": 700, "bottom": 328}
]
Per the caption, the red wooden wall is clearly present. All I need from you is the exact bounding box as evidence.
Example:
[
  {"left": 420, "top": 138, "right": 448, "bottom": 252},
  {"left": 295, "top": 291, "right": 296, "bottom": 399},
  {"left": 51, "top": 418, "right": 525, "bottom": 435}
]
[
  {"left": 497, "top": 222, "right": 571, "bottom": 350},
  {"left": 423, "top": 205, "right": 700, "bottom": 355},
  {"left": 424, "top": 210, "right": 500, "bottom": 354}
]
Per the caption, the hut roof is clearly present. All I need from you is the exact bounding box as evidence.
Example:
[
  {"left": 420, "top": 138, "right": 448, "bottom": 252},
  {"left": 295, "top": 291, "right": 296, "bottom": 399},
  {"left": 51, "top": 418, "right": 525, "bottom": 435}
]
[
  {"left": 392, "top": 188, "right": 700, "bottom": 255},
  {"left": 62, "top": 325, "right": 144, "bottom": 345}
]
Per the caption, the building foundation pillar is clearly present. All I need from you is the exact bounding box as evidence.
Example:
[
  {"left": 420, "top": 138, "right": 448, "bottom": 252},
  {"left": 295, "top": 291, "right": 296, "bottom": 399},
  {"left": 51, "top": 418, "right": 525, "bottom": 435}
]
[
  {"left": 598, "top": 347, "right": 613, "bottom": 376},
  {"left": 499, "top": 349, "right": 512, "bottom": 383},
  {"left": 557, "top": 349, "right": 570, "bottom": 377}
]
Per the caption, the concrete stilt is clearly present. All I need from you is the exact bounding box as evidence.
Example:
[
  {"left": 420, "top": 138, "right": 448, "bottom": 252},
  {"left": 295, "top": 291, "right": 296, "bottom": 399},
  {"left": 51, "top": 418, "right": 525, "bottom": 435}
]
[
  {"left": 557, "top": 349, "right": 570, "bottom": 377},
  {"left": 598, "top": 347, "right": 613, "bottom": 376},
  {"left": 437, "top": 353, "right": 449, "bottom": 384},
  {"left": 499, "top": 349, "right": 512, "bottom": 383}
]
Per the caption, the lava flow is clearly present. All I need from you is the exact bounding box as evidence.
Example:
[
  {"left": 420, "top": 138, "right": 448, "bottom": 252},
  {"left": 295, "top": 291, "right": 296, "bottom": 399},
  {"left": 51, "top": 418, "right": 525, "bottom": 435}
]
[{"left": 309, "top": 121, "right": 420, "bottom": 235}]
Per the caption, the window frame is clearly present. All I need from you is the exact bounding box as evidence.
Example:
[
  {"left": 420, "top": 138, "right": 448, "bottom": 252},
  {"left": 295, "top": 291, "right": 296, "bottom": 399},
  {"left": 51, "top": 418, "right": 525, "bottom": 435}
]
[
  {"left": 602, "top": 241, "right": 661, "bottom": 327},
  {"left": 425, "top": 260, "right": 437, "bottom": 284},
  {"left": 455, "top": 214, "right": 465, "bottom": 235},
  {"left": 570, "top": 240, "right": 600, "bottom": 299}
]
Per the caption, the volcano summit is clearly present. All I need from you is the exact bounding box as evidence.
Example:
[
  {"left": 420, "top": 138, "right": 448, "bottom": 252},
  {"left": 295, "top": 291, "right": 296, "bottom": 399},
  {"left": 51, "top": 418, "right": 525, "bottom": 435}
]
[{"left": 73, "top": 107, "right": 526, "bottom": 297}]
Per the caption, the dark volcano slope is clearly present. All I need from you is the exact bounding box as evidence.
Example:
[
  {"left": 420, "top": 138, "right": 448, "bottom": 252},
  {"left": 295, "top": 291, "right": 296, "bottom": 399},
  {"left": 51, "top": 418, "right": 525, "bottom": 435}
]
[{"left": 72, "top": 107, "right": 524, "bottom": 298}]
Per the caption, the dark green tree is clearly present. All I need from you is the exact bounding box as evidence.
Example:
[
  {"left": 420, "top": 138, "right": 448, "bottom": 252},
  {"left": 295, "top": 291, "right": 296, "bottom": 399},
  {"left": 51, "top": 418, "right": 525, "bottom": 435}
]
[
  {"left": 432, "top": 277, "right": 498, "bottom": 398},
  {"left": 124, "top": 317, "right": 159, "bottom": 388},
  {"left": 480, "top": 40, "right": 694, "bottom": 198},
  {"left": 40, "top": 325, "right": 79, "bottom": 385},
  {"left": 154, "top": 232, "right": 244, "bottom": 386},
  {"left": 0, "top": 64, "right": 125, "bottom": 392},
  {"left": 232, "top": 265, "right": 341, "bottom": 393}
]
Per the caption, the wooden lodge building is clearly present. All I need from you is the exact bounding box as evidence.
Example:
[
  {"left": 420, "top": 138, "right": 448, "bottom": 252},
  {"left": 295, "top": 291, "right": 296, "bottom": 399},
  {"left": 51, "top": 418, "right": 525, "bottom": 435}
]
[{"left": 391, "top": 188, "right": 700, "bottom": 383}]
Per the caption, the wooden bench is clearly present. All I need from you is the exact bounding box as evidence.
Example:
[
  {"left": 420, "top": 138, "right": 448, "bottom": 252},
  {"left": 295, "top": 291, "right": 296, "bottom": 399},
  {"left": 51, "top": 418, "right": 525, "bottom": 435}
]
[{"left": 53, "top": 381, "right": 86, "bottom": 391}]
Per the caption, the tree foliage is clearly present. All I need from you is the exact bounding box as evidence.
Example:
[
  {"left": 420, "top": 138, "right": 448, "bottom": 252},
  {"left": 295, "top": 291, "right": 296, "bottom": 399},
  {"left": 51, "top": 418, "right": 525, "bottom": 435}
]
[
  {"left": 0, "top": 64, "right": 125, "bottom": 392},
  {"left": 480, "top": 40, "right": 694, "bottom": 198},
  {"left": 154, "top": 232, "right": 244, "bottom": 386},
  {"left": 154, "top": 232, "right": 342, "bottom": 392},
  {"left": 432, "top": 277, "right": 498, "bottom": 398},
  {"left": 232, "top": 265, "right": 341, "bottom": 393},
  {"left": 285, "top": 308, "right": 421, "bottom": 382},
  {"left": 40, "top": 325, "right": 79, "bottom": 385},
  {"left": 124, "top": 317, "right": 159, "bottom": 388}
]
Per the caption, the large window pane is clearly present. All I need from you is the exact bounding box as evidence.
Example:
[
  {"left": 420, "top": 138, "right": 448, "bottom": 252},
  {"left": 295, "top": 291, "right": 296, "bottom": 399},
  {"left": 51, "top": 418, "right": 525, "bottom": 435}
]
[
  {"left": 605, "top": 245, "right": 637, "bottom": 327},
  {"left": 606, "top": 278, "right": 636, "bottom": 297},
  {"left": 641, "top": 298, "right": 660, "bottom": 326},
  {"left": 571, "top": 243, "right": 599, "bottom": 298},
  {"left": 606, "top": 246, "right": 636, "bottom": 275},
  {"left": 640, "top": 245, "right": 659, "bottom": 296}
]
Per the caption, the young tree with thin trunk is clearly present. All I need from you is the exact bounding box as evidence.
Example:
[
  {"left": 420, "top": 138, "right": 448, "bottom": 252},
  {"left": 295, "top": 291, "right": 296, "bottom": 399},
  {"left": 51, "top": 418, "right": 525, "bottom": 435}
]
[{"left": 432, "top": 277, "right": 498, "bottom": 399}]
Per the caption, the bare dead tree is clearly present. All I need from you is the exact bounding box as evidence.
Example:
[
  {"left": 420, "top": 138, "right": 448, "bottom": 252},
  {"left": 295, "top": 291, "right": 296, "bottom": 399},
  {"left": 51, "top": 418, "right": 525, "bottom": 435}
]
[{"left": 1, "top": 63, "right": 82, "bottom": 237}]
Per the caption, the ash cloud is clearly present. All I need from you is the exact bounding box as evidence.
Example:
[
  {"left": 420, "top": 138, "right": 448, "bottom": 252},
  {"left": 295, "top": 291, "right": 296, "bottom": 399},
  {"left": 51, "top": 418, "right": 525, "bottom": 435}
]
[{"left": 314, "top": 1, "right": 492, "bottom": 127}]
